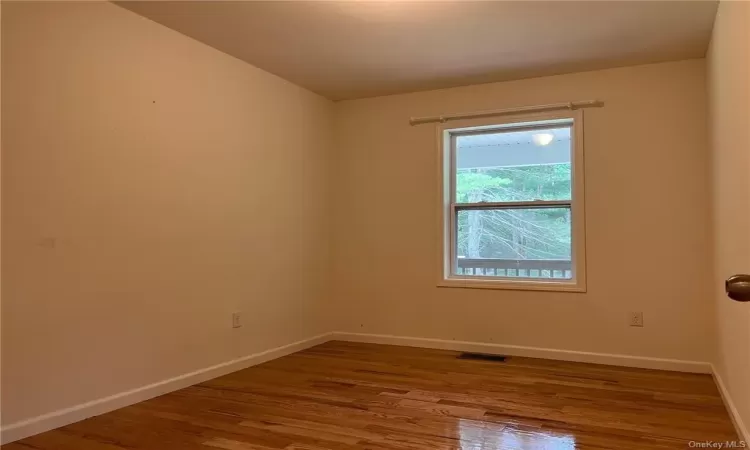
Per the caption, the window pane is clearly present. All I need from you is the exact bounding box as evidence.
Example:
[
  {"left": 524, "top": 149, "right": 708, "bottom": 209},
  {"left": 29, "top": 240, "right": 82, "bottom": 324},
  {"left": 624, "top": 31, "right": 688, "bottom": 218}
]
[
  {"left": 455, "top": 208, "right": 572, "bottom": 279},
  {"left": 455, "top": 126, "right": 571, "bottom": 203}
]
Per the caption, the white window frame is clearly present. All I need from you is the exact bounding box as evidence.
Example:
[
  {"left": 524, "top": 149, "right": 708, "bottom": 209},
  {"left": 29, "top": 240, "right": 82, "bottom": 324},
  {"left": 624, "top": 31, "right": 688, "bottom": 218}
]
[{"left": 436, "top": 110, "right": 586, "bottom": 292}]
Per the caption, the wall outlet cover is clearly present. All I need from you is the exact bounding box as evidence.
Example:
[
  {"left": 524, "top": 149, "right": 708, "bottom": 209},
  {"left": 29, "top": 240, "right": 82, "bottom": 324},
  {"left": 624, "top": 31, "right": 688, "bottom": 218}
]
[{"left": 629, "top": 312, "right": 644, "bottom": 327}]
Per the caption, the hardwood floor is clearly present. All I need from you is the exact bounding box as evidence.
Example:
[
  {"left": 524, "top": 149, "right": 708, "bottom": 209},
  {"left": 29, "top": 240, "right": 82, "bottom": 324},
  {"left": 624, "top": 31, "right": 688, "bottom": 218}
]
[{"left": 3, "top": 341, "right": 740, "bottom": 450}]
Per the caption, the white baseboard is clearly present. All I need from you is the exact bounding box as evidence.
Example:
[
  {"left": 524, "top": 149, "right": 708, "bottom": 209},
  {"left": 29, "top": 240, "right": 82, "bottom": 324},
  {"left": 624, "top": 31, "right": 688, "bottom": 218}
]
[
  {"left": 711, "top": 364, "right": 749, "bottom": 443},
  {"left": 0, "top": 330, "right": 718, "bottom": 445},
  {"left": 0, "top": 332, "right": 334, "bottom": 445},
  {"left": 331, "top": 332, "right": 713, "bottom": 374}
]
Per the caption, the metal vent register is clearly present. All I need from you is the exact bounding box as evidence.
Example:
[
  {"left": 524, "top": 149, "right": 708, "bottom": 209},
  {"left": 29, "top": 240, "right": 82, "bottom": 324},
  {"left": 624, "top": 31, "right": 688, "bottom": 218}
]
[{"left": 458, "top": 352, "right": 507, "bottom": 362}]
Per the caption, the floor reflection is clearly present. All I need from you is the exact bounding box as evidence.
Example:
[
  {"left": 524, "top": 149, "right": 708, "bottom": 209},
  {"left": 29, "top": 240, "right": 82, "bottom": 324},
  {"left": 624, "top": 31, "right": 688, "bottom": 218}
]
[{"left": 459, "top": 419, "right": 576, "bottom": 450}]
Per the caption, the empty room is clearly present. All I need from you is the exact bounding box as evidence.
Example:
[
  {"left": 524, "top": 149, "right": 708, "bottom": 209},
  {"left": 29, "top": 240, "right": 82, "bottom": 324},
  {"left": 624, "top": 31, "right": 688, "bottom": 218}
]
[{"left": 1, "top": 0, "right": 749, "bottom": 448}]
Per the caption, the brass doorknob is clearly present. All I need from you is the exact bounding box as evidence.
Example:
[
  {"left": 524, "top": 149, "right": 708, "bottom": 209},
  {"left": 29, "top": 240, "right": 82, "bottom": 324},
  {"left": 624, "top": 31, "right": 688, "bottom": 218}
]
[{"left": 726, "top": 275, "right": 750, "bottom": 302}]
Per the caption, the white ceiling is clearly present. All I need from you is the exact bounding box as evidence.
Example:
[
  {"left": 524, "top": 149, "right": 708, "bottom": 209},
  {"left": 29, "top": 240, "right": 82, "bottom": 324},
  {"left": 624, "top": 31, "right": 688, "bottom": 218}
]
[{"left": 118, "top": 1, "right": 718, "bottom": 101}]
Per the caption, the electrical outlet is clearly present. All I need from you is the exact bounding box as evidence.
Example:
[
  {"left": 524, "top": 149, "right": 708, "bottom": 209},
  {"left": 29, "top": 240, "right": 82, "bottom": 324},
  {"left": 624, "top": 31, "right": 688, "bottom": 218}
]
[
  {"left": 629, "top": 312, "right": 644, "bottom": 327},
  {"left": 232, "top": 312, "right": 242, "bottom": 328}
]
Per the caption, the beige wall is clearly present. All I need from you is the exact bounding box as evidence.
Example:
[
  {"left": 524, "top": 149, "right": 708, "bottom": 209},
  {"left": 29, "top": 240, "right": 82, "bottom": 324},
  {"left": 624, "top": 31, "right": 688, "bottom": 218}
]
[
  {"left": 332, "top": 59, "right": 714, "bottom": 362},
  {"left": 708, "top": 0, "right": 750, "bottom": 438},
  {"left": 0, "top": 0, "right": 729, "bottom": 436},
  {"left": 1, "top": 2, "right": 332, "bottom": 425}
]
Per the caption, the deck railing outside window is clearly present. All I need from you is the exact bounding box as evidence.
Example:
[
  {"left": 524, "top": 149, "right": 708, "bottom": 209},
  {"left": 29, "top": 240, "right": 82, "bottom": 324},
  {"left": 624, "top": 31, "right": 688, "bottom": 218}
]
[{"left": 456, "top": 258, "right": 572, "bottom": 279}]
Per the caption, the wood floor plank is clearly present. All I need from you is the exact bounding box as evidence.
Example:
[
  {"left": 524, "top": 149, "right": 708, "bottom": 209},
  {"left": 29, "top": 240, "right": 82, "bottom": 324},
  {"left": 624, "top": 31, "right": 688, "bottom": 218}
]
[{"left": 2, "top": 341, "right": 740, "bottom": 450}]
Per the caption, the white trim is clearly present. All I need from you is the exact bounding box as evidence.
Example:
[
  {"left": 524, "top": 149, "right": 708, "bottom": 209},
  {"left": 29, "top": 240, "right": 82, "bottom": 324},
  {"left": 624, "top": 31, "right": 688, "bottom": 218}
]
[
  {"left": 2, "top": 331, "right": 727, "bottom": 445},
  {"left": 711, "top": 364, "right": 749, "bottom": 442},
  {"left": 455, "top": 200, "right": 572, "bottom": 210},
  {"left": 0, "top": 332, "right": 334, "bottom": 445},
  {"left": 331, "top": 332, "right": 712, "bottom": 374},
  {"left": 437, "top": 277, "right": 585, "bottom": 292},
  {"left": 436, "top": 110, "right": 587, "bottom": 292}
]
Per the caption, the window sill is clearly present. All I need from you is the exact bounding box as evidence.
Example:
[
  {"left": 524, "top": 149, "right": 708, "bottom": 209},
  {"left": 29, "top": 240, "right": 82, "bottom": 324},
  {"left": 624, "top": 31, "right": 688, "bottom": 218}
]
[{"left": 438, "top": 277, "right": 586, "bottom": 293}]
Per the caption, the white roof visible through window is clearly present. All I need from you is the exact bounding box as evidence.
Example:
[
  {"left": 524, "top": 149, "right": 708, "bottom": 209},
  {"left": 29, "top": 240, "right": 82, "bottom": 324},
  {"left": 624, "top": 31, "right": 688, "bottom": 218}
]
[{"left": 456, "top": 126, "right": 571, "bottom": 170}]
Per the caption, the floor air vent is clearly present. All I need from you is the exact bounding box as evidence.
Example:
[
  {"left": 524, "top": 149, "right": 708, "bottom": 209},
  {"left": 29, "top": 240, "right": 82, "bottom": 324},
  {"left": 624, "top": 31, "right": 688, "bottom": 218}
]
[{"left": 458, "top": 352, "right": 507, "bottom": 362}]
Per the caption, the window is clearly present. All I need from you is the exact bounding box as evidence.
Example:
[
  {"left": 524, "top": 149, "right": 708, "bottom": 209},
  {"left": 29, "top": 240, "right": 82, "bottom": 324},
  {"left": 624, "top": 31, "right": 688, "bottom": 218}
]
[{"left": 437, "top": 111, "right": 586, "bottom": 291}]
